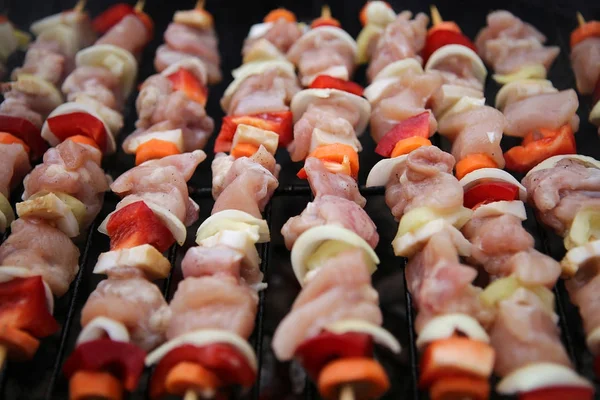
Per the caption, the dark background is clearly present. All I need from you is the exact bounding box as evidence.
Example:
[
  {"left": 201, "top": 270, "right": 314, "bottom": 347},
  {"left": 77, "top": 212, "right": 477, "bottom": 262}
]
[{"left": 1, "top": 0, "right": 600, "bottom": 399}]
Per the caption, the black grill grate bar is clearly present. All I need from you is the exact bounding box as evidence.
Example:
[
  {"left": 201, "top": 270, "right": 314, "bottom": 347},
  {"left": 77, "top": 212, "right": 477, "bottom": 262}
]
[
  {"left": 251, "top": 201, "right": 273, "bottom": 400},
  {"left": 402, "top": 259, "right": 420, "bottom": 400},
  {"left": 43, "top": 218, "right": 98, "bottom": 400},
  {"left": 187, "top": 185, "right": 386, "bottom": 197}
]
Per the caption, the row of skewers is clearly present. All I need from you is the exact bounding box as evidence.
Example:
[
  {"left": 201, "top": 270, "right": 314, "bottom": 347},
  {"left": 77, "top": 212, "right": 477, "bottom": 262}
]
[{"left": 0, "top": 1, "right": 600, "bottom": 399}]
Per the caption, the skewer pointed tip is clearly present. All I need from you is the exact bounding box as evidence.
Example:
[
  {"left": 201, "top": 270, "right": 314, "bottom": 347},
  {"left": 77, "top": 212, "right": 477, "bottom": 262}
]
[
  {"left": 576, "top": 12, "right": 586, "bottom": 27},
  {"left": 322, "top": 4, "right": 332, "bottom": 19},
  {"left": 73, "top": 0, "right": 86, "bottom": 13},
  {"left": 184, "top": 390, "right": 198, "bottom": 400},
  {"left": 134, "top": 0, "right": 146, "bottom": 13},
  {"left": 195, "top": 0, "right": 205, "bottom": 10},
  {"left": 339, "top": 385, "right": 355, "bottom": 400},
  {"left": 430, "top": 5, "right": 442, "bottom": 26}
]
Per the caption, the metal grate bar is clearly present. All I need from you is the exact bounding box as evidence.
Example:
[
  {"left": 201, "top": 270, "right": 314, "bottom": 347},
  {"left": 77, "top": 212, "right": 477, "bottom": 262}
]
[
  {"left": 43, "top": 220, "right": 98, "bottom": 399},
  {"left": 251, "top": 202, "right": 273, "bottom": 400},
  {"left": 403, "top": 262, "right": 420, "bottom": 400}
]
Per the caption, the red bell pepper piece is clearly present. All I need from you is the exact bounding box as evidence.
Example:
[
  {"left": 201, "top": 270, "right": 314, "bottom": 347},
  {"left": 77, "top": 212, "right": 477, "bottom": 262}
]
[
  {"left": 504, "top": 124, "right": 576, "bottom": 173},
  {"left": 375, "top": 111, "right": 431, "bottom": 157},
  {"left": 214, "top": 111, "right": 293, "bottom": 153},
  {"left": 309, "top": 75, "right": 364, "bottom": 96},
  {"left": 47, "top": 112, "right": 108, "bottom": 153},
  {"left": 106, "top": 201, "right": 175, "bottom": 252},
  {"left": 63, "top": 338, "right": 146, "bottom": 392},
  {"left": 92, "top": 3, "right": 153, "bottom": 37},
  {"left": 463, "top": 182, "right": 520, "bottom": 209},
  {"left": 294, "top": 331, "right": 374, "bottom": 380},
  {"left": 0, "top": 276, "right": 58, "bottom": 338},
  {"left": 422, "top": 29, "right": 478, "bottom": 64},
  {"left": 0, "top": 115, "right": 47, "bottom": 159},
  {"left": 519, "top": 386, "right": 594, "bottom": 400},
  {"left": 149, "top": 343, "right": 256, "bottom": 399},
  {"left": 92, "top": 3, "right": 134, "bottom": 34},
  {"left": 167, "top": 68, "right": 208, "bottom": 106}
]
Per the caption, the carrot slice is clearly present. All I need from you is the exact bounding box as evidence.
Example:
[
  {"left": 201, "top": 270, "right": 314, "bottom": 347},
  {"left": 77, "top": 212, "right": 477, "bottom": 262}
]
[
  {"left": 318, "top": 357, "right": 390, "bottom": 400},
  {"left": 428, "top": 21, "right": 461, "bottom": 36},
  {"left": 0, "top": 325, "right": 40, "bottom": 361},
  {"left": 455, "top": 153, "right": 497, "bottom": 180},
  {"left": 571, "top": 21, "right": 600, "bottom": 48},
  {"left": 390, "top": 137, "right": 432, "bottom": 158},
  {"left": 66, "top": 134, "right": 101, "bottom": 151},
  {"left": 135, "top": 139, "right": 181, "bottom": 165},
  {"left": 297, "top": 144, "right": 359, "bottom": 180},
  {"left": 419, "top": 337, "right": 495, "bottom": 388},
  {"left": 231, "top": 143, "right": 259, "bottom": 158},
  {"left": 69, "top": 370, "right": 123, "bottom": 400},
  {"left": 428, "top": 6, "right": 461, "bottom": 36},
  {"left": 264, "top": 8, "right": 296, "bottom": 23},
  {"left": 0, "top": 132, "right": 30, "bottom": 154},
  {"left": 430, "top": 375, "right": 490, "bottom": 400},
  {"left": 311, "top": 143, "right": 359, "bottom": 178},
  {"left": 164, "top": 361, "right": 222, "bottom": 396}
]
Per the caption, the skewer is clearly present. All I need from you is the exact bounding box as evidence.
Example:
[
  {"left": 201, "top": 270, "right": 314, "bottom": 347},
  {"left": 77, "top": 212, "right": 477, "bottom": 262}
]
[
  {"left": 576, "top": 11, "right": 586, "bottom": 27},
  {"left": 430, "top": 5, "right": 442, "bottom": 26},
  {"left": 0, "top": 345, "right": 6, "bottom": 372},
  {"left": 196, "top": 0, "right": 205, "bottom": 10},
  {"left": 184, "top": 390, "right": 198, "bottom": 400},
  {"left": 134, "top": 0, "right": 146, "bottom": 13},
  {"left": 73, "top": 0, "right": 86, "bottom": 13},
  {"left": 339, "top": 385, "right": 355, "bottom": 400},
  {"left": 322, "top": 4, "right": 332, "bottom": 19}
]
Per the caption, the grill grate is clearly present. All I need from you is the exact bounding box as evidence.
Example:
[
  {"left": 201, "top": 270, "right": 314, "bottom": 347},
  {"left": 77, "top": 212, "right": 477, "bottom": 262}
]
[{"left": 1, "top": 0, "right": 600, "bottom": 399}]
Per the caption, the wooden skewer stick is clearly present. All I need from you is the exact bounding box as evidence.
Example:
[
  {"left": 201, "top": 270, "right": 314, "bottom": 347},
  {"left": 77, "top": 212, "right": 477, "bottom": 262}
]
[
  {"left": 322, "top": 5, "right": 332, "bottom": 19},
  {"left": 196, "top": 0, "right": 205, "bottom": 10},
  {"left": 134, "top": 0, "right": 146, "bottom": 13},
  {"left": 339, "top": 385, "right": 355, "bottom": 400},
  {"left": 430, "top": 5, "right": 443, "bottom": 26},
  {"left": 184, "top": 390, "right": 198, "bottom": 400},
  {"left": 577, "top": 12, "right": 586, "bottom": 27},
  {"left": 0, "top": 345, "right": 6, "bottom": 372},
  {"left": 73, "top": 0, "right": 86, "bottom": 13}
]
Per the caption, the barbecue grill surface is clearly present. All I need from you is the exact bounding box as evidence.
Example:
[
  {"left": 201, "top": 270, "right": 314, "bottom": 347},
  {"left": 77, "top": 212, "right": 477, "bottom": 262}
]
[{"left": 1, "top": 0, "right": 600, "bottom": 398}]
